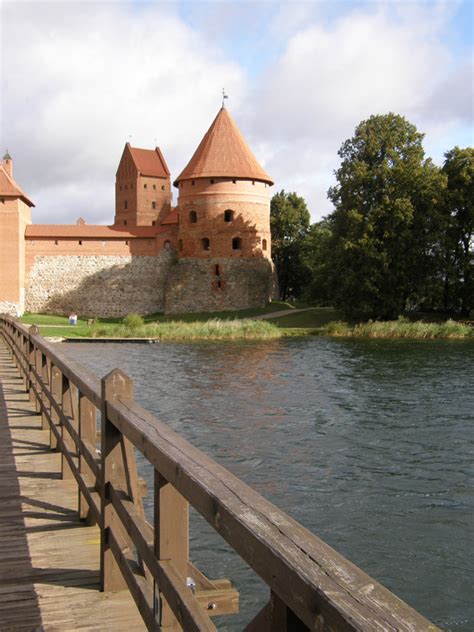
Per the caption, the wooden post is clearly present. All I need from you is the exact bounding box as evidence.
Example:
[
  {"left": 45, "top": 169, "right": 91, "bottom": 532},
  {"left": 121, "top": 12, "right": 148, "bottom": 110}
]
[
  {"left": 27, "top": 326, "right": 39, "bottom": 406},
  {"left": 269, "top": 592, "right": 313, "bottom": 632},
  {"left": 79, "top": 393, "right": 96, "bottom": 522},
  {"left": 100, "top": 368, "right": 133, "bottom": 592},
  {"left": 34, "top": 349, "right": 43, "bottom": 414},
  {"left": 50, "top": 365, "right": 61, "bottom": 450},
  {"left": 154, "top": 470, "right": 189, "bottom": 629},
  {"left": 61, "top": 374, "right": 75, "bottom": 480},
  {"left": 39, "top": 351, "right": 49, "bottom": 428}
]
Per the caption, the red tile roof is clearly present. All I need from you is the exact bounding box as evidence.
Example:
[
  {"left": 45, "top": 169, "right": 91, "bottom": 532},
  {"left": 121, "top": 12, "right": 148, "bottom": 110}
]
[
  {"left": 25, "top": 224, "right": 171, "bottom": 238},
  {"left": 128, "top": 145, "right": 170, "bottom": 178},
  {"left": 160, "top": 207, "right": 179, "bottom": 225},
  {"left": 174, "top": 107, "right": 273, "bottom": 187},
  {"left": 0, "top": 165, "right": 34, "bottom": 207}
]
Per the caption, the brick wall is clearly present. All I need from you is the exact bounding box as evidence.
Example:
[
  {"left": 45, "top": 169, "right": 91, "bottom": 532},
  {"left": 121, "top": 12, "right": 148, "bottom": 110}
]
[
  {"left": 25, "top": 251, "right": 175, "bottom": 317},
  {"left": 164, "top": 257, "right": 275, "bottom": 313}
]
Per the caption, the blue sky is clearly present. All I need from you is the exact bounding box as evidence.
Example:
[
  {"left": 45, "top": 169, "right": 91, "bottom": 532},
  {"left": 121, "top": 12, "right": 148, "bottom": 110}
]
[{"left": 1, "top": 0, "right": 473, "bottom": 223}]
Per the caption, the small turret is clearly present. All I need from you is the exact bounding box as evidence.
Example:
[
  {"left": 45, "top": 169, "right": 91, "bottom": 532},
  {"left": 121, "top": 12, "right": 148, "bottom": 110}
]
[{"left": 3, "top": 150, "right": 12, "bottom": 177}]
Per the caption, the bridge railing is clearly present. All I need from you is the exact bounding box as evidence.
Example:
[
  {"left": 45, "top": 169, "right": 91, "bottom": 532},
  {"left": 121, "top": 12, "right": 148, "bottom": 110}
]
[{"left": 0, "top": 314, "right": 440, "bottom": 632}]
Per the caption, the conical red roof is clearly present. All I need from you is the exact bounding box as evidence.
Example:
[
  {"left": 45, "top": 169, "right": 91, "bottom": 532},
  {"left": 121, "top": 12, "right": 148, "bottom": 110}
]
[
  {"left": 0, "top": 165, "right": 34, "bottom": 207},
  {"left": 174, "top": 107, "right": 273, "bottom": 187}
]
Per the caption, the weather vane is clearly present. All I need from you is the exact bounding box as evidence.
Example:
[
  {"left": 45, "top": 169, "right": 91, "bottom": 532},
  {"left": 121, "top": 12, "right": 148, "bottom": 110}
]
[{"left": 222, "top": 88, "right": 228, "bottom": 108}]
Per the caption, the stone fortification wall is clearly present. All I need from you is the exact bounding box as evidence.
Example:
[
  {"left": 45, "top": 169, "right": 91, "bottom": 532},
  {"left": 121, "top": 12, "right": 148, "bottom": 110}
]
[
  {"left": 25, "top": 252, "right": 174, "bottom": 317},
  {"left": 164, "top": 257, "right": 274, "bottom": 313}
]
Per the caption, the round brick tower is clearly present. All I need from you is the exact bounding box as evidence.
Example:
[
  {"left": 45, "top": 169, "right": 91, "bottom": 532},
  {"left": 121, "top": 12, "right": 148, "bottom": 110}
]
[{"left": 164, "top": 107, "right": 275, "bottom": 313}]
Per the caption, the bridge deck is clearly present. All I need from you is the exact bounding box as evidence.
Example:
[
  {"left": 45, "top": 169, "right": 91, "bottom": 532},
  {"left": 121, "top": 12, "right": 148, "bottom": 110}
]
[{"left": 0, "top": 341, "right": 145, "bottom": 631}]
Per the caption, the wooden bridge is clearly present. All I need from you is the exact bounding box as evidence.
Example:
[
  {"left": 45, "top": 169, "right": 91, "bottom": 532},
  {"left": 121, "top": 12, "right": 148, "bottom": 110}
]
[{"left": 0, "top": 314, "right": 440, "bottom": 631}]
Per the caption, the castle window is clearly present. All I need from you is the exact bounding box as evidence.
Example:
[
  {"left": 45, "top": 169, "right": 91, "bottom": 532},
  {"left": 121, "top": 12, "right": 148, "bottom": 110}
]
[
  {"left": 131, "top": 184, "right": 133, "bottom": 190},
  {"left": 189, "top": 210, "right": 197, "bottom": 223},
  {"left": 124, "top": 200, "right": 128, "bottom": 209},
  {"left": 152, "top": 201, "right": 156, "bottom": 209},
  {"left": 125, "top": 240, "right": 129, "bottom": 245},
  {"left": 124, "top": 220, "right": 127, "bottom": 226},
  {"left": 262, "top": 238, "right": 267, "bottom": 251},
  {"left": 217, "top": 280, "right": 222, "bottom": 289},
  {"left": 252, "top": 180, "right": 255, "bottom": 185},
  {"left": 79, "top": 240, "right": 83, "bottom": 246},
  {"left": 144, "top": 184, "right": 147, "bottom": 189},
  {"left": 224, "top": 209, "right": 234, "bottom": 222},
  {"left": 210, "top": 179, "right": 214, "bottom": 184},
  {"left": 232, "top": 237, "right": 242, "bottom": 250},
  {"left": 153, "top": 184, "right": 156, "bottom": 190},
  {"left": 201, "top": 237, "right": 210, "bottom": 251},
  {"left": 119, "top": 186, "right": 122, "bottom": 191},
  {"left": 179, "top": 239, "right": 183, "bottom": 251},
  {"left": 54, "top": 240, "right": 59, "bottom": 246},
  {"left": 164, "top": 240, "right": 171, "bottom": 249},
  {"left": 152, "top": 220, "right": 156, "bottom": 226},
  {"left": 192, "top": 180, "right": 195, "bottom": 186},
  {"left": 162, "top": 185, "right": 165, "bottom": 190},
  {"left": 125, "top": 185, "right": 128, "bottom": 190},
  {"left": 214, "top": 264, "right": 220, "bottom": 276},
  {"left": 232, "top": 180, "right": 236, "bottom": 184}
]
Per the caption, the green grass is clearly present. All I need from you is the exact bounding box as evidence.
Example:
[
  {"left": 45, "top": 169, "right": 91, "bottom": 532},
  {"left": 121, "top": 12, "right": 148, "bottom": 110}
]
[
  {"left": 20, "top": 302, "right": 294, "bottom": 340},
  {"left": 21, "top": 308, "right": 472, "bottom": 341},
  {"left": 89, "top": 318, "right": 282, "bottom": 341},
  {"left": 266, "top": 307, "right": 342, "bottom": 332},
  {"left": 318, "top": 317, "right": 474, "bottom": 340}
]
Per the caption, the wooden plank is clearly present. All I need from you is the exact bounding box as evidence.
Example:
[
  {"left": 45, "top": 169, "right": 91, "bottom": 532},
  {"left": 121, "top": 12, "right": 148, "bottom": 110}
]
[{"left": 0, "top": 337, "right": 145, "bottom": 631}]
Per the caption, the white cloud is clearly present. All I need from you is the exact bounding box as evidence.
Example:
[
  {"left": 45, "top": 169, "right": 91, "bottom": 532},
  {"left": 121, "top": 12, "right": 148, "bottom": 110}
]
[
  {"left": 244, "top": 2, "right": 473, "bottom": 219},
  {"left": 1, "top": 1, "right": 246, "bottom": 223},
  {"left": 1, "top": 1, "right": 472, "bottom": 224}
]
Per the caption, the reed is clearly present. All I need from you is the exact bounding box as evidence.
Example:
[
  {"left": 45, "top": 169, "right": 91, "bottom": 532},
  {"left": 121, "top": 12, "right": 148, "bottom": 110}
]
[
  {"left": 319, "top": 317, "right": 473, "bottom": 339},
  {"left": 90, "top": 318, "right": 283, "bottom": 341}
]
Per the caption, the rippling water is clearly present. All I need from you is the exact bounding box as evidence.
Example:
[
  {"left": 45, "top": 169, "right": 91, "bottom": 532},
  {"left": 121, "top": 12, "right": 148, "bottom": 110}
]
[{"left": 64, "top": 338, "right": 474, "bottom": 631}]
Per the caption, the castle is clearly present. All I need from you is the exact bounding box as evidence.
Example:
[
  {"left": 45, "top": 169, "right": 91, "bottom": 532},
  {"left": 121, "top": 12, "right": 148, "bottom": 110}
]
[{"left": 0, "top": 106, "right": 276, "bottom": 317}]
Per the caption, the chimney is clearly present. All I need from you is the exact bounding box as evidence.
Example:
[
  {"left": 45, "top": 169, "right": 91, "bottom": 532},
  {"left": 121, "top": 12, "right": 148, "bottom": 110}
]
[{"left": 3, "top": 150, "right": 12, "bottom": 177}]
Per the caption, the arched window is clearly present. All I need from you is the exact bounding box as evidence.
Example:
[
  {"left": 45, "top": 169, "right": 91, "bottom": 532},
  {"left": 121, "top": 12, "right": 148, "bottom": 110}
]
[
  {"left": 124, "top": 200, "right": 128, "bottom": 209},
  {"left": 152, "top": 201, "right": 156, "bottom": 209},
  {"left": 214, "top": 264, "right": 220, "bottom": 276},
  {"left": 164, "top": 240, "right": 171, "bottom": 249},
  {"left": 201, "top": 237, "right": 210, "bottom": 251},
  {"left": 232, "top": 237, "right": 242, "bottom": 251},
  {"left": 224, "top": 209, "right": 234, "bottom": 222},
  {"left": 262, "top": 239, "right": 267, "bottom": 251},
  {"left": 189, "top": 210, "right": 197, "bottom": 223}
]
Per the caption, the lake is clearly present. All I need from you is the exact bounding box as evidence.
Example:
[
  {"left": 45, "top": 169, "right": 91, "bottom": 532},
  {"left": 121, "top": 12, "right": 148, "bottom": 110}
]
[{"left": 63, "top": 337, "right": 474, "bottom": 631}]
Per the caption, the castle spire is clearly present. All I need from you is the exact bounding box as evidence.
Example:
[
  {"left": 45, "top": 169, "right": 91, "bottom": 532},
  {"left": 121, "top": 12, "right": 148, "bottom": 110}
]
[{"left": 174, "top": 106, "right": 273, "bottom": 187}]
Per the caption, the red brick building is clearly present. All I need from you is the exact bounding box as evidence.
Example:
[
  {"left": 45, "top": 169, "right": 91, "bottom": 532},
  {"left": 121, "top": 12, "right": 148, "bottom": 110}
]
[{"left": 0, "top": 107, "right": 275, "bottom": 317}]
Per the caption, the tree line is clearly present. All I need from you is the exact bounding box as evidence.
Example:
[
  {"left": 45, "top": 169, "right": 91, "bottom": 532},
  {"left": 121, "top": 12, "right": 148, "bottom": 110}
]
[{"left": 271, "top": 114, "right": 473, "bottom": 320}]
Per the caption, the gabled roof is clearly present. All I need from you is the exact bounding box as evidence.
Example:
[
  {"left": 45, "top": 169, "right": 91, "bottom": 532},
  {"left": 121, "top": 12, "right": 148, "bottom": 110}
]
[
  {"left": 174, "top": 107, "right": 273, "bottom": 187},
  {"left": 0, "top": 165, "right": 34, "bottom": 207},
  {"left": 126, "top": 144, "right": 170, "bottom": 178}
]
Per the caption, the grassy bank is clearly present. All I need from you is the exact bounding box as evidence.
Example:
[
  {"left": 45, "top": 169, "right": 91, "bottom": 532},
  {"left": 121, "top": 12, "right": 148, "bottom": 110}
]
[
  {"left": 89, "top": 318, "right": 282, "bottom": 341},
  {"left": 19, "top": 309, "right": 473, "bottom": 341},
  {"left": 318, "top": 317, "right": 474, "bottom": 339}
]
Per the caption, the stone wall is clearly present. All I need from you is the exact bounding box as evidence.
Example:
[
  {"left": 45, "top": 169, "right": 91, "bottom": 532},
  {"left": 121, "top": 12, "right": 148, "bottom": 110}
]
[
  {"left": 164, "top": 257, "right": 275, "bottom": 313},
  {"left": 25, "top": 251, "right": 175, "bottom": 317}
]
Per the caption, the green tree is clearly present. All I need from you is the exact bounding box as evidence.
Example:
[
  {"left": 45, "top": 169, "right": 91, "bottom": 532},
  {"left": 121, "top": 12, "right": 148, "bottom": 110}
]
[
  {"left": 270, "top": 190, "right": 311, "bottom": 300},
  {"left": 300, "top": 219, "right": 333, "bottom": 304},
  {"left": 327, "top": 113, "right": 446, "bottom": 319},
  {"left": 441, "top": 147, "right": 474, "bottom": 316}
]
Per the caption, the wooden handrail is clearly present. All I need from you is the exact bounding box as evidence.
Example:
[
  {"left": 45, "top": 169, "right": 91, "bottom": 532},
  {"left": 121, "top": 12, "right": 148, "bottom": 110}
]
[{"left": 0, "top": 314, "right": 440, "bottom": 631}]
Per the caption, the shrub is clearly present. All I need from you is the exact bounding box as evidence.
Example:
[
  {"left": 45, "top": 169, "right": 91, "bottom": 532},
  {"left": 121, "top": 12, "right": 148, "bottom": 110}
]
[{"left": 122, "top": 313, "right": 144, "bottom": 329}]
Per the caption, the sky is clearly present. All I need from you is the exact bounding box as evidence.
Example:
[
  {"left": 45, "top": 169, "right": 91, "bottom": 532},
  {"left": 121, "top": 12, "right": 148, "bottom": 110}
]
[{"left": 1, "top": 0, "right": 473, "bottom": 224}]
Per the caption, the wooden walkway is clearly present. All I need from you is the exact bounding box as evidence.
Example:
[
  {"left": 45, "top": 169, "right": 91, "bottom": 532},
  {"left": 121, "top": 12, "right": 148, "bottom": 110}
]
[{"left": 0, "top": 340, "right": 145, "bottom": 631}]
